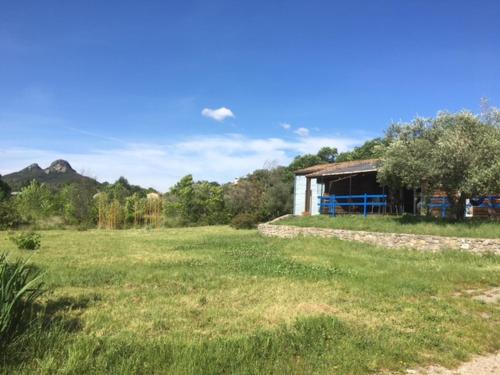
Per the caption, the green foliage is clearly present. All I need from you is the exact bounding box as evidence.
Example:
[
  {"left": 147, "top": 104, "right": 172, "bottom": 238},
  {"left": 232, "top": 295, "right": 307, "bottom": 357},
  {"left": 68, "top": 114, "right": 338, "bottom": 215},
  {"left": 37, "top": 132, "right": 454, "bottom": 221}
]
[
  {"left": 336, "top": 138, "right": 387, "bottom": 162},
  {"left": 15, "top": 181, "right": 57, "bottom": 222},
  {"left": 124, "top": 193, "right": 146, "bottom": 226},
  {"left": 288, "top": 154, "right": 324, "bottom": 171},
  {"left": 225, "top": 167, "right": 293, "bottom": 222},
  {"left": 0, "top": 200, "right": 21, "bottom": 230},
  {"left": 378, "top": 111, "right": 500, "bottom": 219},
  {"left": 103, "top": 177, "right": 152, "bottom": 203},
  {"left": 59, "top": 182, "right": 97, "bottom": 225},
  {"left": 10, "top": 231, "right": 42, "bottom": 250},
  {"left": 316, "top": 146, "right": 338, "bottom": 163},
  {"left": 289, "top": 147, "right": 340, "bottom": 171},
  {"left": 230, "top": 213, "right": 258, "bottom": 229},
  {"left": 0, "top": 176, "right": 11, "bottom": 201},
  {"left": 164, "top": 175, "right": 228, "bottom": 226},
  {"left": 0, "top": 252, "right": 44, "bottom": 343}
]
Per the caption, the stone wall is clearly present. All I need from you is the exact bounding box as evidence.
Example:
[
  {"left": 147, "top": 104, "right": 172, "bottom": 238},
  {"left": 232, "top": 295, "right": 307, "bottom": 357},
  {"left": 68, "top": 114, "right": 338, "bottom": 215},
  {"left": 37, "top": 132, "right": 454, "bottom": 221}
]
[{"left": 258, "top": 219, "right": 500, "bottom": 255}]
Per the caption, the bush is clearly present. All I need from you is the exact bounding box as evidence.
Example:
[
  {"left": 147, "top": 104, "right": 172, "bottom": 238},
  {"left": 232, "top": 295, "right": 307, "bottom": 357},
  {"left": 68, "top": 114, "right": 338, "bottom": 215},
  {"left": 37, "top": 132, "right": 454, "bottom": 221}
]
[
  {"left": 230, "top": 213, "right": 259, "bottom": 229},
  {"left": 9, "top": 232, "right": 41, "bottom": 250},
  {"left": 0, "top": 201, "right": 21, "bottom": 230},
  {"left": 0, "top": 252, "right": 45, "bottom": 343}
]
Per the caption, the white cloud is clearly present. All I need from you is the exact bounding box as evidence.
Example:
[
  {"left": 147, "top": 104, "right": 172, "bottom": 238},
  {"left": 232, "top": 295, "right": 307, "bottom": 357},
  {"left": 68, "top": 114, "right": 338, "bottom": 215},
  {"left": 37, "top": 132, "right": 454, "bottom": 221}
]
[
  {"left": 201, "top": 107, "right": 235, "bottom": 122},
  {"left": 0, "top": 134, "right": 364, "bottom": 192},
  {"left": 280, "top": 122, "right": 291, "bottom": 130},
  {"left": 294, "top": 127, "right": 310, "bottom": 137}
]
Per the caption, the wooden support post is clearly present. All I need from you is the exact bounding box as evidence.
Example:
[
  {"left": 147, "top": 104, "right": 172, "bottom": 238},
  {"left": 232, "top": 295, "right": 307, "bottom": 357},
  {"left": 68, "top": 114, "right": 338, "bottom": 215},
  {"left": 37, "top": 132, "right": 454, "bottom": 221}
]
[{"left": 413, "top": 188, "right": 417, "bottom": 215}]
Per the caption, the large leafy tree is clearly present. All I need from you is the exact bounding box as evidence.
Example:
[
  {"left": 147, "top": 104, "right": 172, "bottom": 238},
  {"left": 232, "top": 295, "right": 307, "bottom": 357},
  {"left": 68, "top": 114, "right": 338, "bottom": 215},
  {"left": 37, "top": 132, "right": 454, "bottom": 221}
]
[
  {"left": 225, "top": 167, "right": 293, "bottom": 222},
  {"left": 378, "top": 111, "right": 500, "bottom": 219},
  {"left": 287, "top": 154, "right": 324, "bottom": 171},
  {"left": 288, "top": 146, "right": 339, "bottom": 171},
  {"left": 316, "top": 147, "right": 338, "bottom": 163},
  {"left": 164, "top": 175, "right": 227, "bottom": 225}
]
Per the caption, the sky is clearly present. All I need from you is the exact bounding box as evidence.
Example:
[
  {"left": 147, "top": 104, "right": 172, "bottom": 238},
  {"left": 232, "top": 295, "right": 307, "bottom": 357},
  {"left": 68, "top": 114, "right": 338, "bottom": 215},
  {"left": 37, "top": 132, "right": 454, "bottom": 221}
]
[{"left": 1, "top": 0, "right": 499, "bottom": 191}]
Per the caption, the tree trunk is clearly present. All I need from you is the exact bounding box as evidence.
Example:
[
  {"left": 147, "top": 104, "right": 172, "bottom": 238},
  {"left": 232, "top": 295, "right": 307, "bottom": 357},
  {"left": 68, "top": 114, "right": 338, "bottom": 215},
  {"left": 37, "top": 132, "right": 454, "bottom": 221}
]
[{"left": 453, "top": 192, "right": 467, "bottom": 221}]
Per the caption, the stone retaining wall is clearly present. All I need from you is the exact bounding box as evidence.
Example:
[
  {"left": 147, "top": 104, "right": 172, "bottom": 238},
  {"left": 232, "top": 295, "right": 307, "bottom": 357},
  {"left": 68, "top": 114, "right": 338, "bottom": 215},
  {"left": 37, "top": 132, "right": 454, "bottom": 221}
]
[{"left": 258, "top": 219, "right": 500, "bottom": 255}]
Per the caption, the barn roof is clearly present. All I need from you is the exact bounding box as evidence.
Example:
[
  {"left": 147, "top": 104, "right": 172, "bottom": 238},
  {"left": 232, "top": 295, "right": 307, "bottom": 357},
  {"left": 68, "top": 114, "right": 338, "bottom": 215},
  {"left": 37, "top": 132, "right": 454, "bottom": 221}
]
[
  {"left": 294, "top": 159, "right": 381, "bottom": 177},
  {"left": 293, "top": 163, "right": 332, "bottom": 175}
]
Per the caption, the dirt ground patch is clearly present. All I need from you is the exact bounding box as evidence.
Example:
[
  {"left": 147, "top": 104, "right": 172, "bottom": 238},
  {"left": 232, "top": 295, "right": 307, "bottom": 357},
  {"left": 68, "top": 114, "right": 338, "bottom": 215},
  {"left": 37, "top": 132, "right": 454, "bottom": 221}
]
[
  {"left": 407, "top": 352, "right": 500, "bottom": 374},
  {"left": 455, "top": 287, "right": 500, "bottom": 304},
  {"left": 471, "top": 287, "right": 500, "bottom": 304}
]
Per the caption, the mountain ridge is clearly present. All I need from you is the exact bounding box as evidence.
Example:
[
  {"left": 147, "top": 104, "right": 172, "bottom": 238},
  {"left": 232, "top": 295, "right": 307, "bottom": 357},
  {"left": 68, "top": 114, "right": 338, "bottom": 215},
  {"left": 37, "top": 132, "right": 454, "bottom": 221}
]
[{"left": 0, "top": 160, "right": 101, "bottom": 191}]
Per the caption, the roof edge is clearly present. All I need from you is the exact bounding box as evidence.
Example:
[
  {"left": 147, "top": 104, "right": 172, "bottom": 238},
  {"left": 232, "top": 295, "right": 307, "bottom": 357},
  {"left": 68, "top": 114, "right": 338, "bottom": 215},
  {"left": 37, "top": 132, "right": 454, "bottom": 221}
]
[{"left": 294, "top": 158, "right": 381, "bottom": 176}]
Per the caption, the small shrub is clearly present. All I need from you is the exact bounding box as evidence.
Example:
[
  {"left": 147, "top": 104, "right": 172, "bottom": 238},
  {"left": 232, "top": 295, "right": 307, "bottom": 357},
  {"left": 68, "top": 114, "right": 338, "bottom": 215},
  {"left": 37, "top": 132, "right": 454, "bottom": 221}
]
[
  {"left": 9, "top": 232, "right": 41, "bottom": 250},
  {"left": 0, "top": 252, "right": 45, "bottom": 343},
  {"left": 230, "top": 213, "right": 258, "bottom": 229}
]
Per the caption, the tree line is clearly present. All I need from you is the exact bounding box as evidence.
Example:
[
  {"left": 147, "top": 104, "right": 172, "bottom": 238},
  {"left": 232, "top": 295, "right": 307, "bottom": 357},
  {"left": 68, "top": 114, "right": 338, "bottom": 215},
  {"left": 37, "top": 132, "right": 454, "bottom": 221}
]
[{"left": 1, "top": 105, "right": 498, "bottom": 229}]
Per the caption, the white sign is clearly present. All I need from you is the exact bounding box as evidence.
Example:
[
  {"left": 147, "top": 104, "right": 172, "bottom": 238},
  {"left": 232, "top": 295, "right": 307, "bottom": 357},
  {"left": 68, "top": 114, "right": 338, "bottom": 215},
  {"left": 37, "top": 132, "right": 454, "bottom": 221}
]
[{"left": 465, "top": 198, "right": 473, "bottom": 218}]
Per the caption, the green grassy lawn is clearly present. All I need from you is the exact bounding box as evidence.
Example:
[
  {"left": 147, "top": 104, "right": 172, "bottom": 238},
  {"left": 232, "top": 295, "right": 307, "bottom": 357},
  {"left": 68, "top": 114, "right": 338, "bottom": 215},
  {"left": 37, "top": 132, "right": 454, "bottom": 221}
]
[
  {"left": 1, "top": 227, "right": 499, "bottom": 374},
  {"left": 277, "top": 215, "right": 500, "bottom": 239}
]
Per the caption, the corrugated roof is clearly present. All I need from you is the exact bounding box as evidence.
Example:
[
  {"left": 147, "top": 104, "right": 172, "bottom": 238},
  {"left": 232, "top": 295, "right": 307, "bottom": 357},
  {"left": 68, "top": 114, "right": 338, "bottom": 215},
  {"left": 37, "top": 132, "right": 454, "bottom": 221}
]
[{"left": 303, "top": 159, "right": 381, "bottom": 177}]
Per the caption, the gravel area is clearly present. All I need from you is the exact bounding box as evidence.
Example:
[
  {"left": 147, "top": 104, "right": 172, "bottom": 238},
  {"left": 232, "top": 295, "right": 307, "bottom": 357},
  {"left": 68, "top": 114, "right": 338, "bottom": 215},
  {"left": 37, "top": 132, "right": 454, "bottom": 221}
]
[{"left": 406, "top": 352, "right": 500, "bottom": 375}]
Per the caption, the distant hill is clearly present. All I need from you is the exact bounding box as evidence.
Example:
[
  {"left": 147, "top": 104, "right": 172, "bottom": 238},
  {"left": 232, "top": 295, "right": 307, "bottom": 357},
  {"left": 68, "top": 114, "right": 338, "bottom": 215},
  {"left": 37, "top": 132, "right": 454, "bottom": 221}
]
[{"left": 1, "top": 160, "right": 101, "bottom": 191}]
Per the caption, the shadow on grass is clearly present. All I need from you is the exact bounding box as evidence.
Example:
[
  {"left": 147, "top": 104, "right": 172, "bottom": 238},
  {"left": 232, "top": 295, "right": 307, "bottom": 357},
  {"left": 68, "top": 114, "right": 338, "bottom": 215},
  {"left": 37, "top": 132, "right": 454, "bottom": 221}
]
[
  {"left": 4, "top": 293, "right": 100, "bottom": 345},
  {"left": 0, "top": 293, "right": 100, "bottom": 368},
  {"left": 35, "top": 293, "right": 101, "bottom": 332}
]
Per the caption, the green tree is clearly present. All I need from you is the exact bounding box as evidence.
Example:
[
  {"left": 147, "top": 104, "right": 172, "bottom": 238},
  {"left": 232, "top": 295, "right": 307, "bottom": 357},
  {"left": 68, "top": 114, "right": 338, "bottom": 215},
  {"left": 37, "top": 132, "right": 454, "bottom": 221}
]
[
  {"left": 287, "top": 154, "right": 324, "bottom": 171},
  {"left": 164, "top": 175, "right": 195, "bottom": 225},
  {"left": 317, "top": 147, "right": 338, "bottom": 163},
  {"left": 378, "top": 111, "right": 500, "bottom": 219},
  {"left": 164, "top": 175, "right": 228, "bottom": 226},
  {"left": 336, "top": 138, "right": 386, "bottom": 162},
  {"left": 15, "top": 181, "right": 57, "bottom": 222},
  {"left": 0, "top": 200, "right": 20, "bottom": 229},
  {"left": 192, "top": 182, "right": 227, "bottom": 225},
  {"left": 0, "top": 177, "right": 11, "bottom": 201},
  {"left": 225, "top": 167, "right": 293, "bottom": 222},
  {"left": 59, "top": 182, "right": 97, "bottom": 225}
]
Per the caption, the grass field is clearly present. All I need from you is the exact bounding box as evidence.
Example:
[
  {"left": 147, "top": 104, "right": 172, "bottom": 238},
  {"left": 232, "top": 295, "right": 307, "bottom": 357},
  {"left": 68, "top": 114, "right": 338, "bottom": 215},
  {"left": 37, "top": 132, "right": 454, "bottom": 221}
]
[
  {"left": 1, "top": 227, "right": 499, "bottom": 374},
  {"left": 277, "top": 215, "right": 500, "bottom": 239}
]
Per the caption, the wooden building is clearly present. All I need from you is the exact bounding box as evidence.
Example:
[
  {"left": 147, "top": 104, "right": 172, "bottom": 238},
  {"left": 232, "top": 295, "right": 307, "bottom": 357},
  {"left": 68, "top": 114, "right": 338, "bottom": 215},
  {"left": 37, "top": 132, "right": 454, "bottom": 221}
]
[
  {"left": 294, "top": 159, "right": 416, "bottom": 216},
  {"left": 293, "top": 158, "right": 499, "bottom": 218}
]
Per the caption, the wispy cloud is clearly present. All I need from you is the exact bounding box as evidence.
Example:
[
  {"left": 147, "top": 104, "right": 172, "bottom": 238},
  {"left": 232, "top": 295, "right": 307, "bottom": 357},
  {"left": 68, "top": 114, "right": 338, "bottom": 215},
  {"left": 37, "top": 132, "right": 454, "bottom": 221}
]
[
  {"left": 201, "top": 107, "right": 235, "bottom": 122},
  {"left": 0, "top": 134, "right": 364, "bottom": 191},
  {"left": 280, "top": 122, "right": 291, "bottom": 130},
  {"left": 294, "top": 127, "right": 310, "bottom": 137}
]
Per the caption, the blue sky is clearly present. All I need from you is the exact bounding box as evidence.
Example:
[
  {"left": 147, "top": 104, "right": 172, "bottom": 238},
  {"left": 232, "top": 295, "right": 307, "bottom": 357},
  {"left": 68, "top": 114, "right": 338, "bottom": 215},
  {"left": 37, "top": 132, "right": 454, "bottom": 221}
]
[{"left": 1, "top": 0, "right": 499, "bottom": 190}]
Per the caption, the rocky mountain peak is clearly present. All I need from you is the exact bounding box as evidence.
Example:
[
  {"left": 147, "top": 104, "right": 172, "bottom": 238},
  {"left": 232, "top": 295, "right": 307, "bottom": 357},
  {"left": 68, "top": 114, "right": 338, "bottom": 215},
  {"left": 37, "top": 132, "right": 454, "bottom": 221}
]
[
  {"left": 45, "top": 159, "right": 75, "bottom": 174},
  {"left": 25, "top": 163, "right": 42, "bottom": 171}
]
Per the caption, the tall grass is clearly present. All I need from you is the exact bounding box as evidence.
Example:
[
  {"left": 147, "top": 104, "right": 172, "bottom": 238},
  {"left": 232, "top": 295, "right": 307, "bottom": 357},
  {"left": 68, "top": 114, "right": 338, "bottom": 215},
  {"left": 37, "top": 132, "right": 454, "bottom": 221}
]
[{"left": 0, "top": 252, "right": 44, "bottom": 343}]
